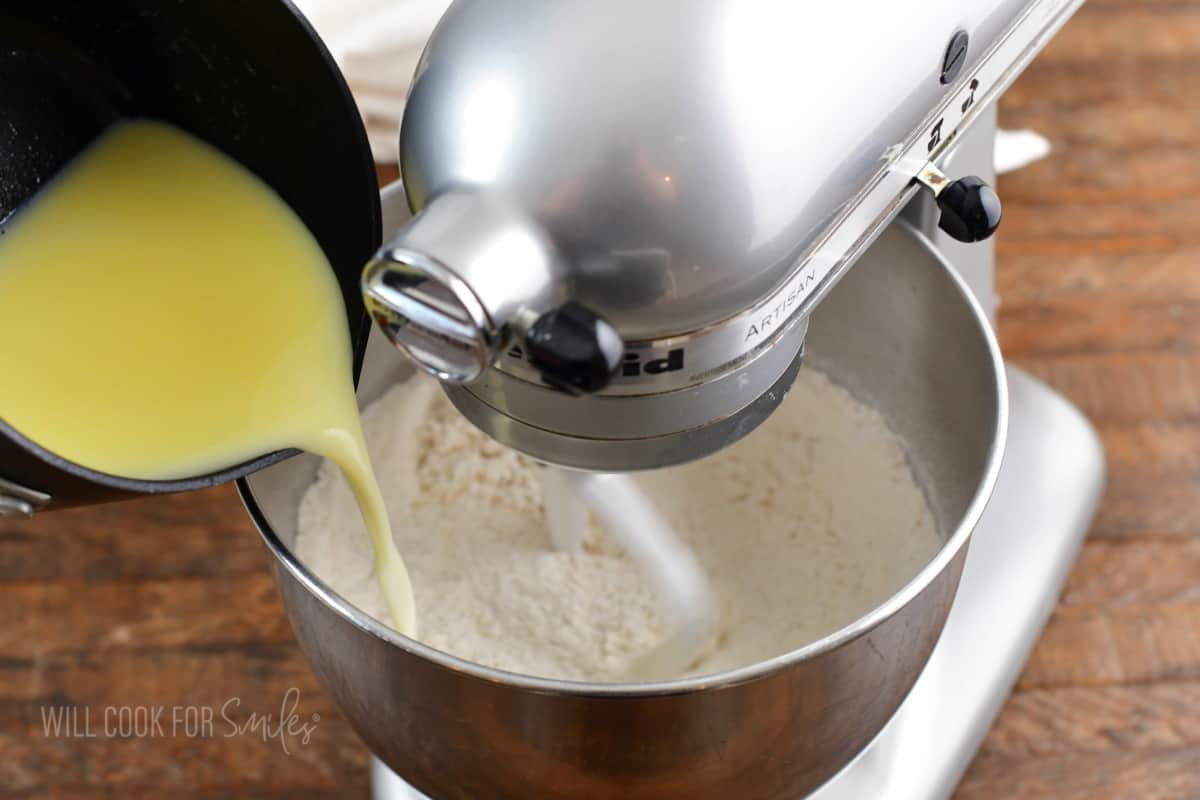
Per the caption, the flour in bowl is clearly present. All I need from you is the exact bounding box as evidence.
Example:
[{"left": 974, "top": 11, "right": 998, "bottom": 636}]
[{"left": 294, "top": 369, "right": 940, "bottom": 682}]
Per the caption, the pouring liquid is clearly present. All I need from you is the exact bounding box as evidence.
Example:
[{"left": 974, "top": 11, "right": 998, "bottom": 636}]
[{"left": 0, "top": 120, "right": 416, "bottom": 635}]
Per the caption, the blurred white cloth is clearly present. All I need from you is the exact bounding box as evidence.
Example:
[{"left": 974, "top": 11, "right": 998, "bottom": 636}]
[
  {"left": 293, "top": 0, "right": 452, "bottom": 162},
  {"left": 995, "top": 129, "right": 1052, "bottom": 175}
]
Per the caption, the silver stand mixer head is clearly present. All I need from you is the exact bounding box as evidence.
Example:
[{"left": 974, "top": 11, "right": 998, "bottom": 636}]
[
  {"left": 361, "top": 182, "right": 811, "bottom": 471},
  {"left": 359, "top": 0, "right": 1020, "bottom": 472}
]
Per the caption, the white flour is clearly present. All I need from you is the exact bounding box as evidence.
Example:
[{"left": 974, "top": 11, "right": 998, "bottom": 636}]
[{"left": 295, "top": 370, "right": 940, "bottom": 682}]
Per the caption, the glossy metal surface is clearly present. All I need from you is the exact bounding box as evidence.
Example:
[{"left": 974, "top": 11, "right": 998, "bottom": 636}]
[
  {"left": 368, "top": 0, "right": 1083, "bottom": 470},
  {"left": 402, "top": 0, "right": 1027, "bottom": 338},
  {"left": 0, "top": 475, "right": 48, "bottom": 517},
  {"left": 446, "top": 327, "right": 806, "bottom": 472},
  {"left": 812, "top": 367, "right": 1104, "bottom": 800},
  {"left": 241, "top": 219, "right": 1007, "bottom": 799},
  {"left": 375, "top": 180, "right": 809, "bottom": 472},
  {"left": 370, "top": 368, "right": 1105, "bottom": 800},
  {"left": 907, "top": 105, "right": 1002, "bottom": 325},
  {"left": 369, "top": 112, "right": 1106, "bottom": 800},
  {"left": 0, "top": 497, "right": 33, "bottom": 518},
  {"left": 363, "top": 190, "right": 567, "bottom": 384}
]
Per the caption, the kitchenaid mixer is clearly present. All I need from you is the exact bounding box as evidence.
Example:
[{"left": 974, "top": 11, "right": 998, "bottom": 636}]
[{"left": 240, "top": 1, "right": 1102, "bottom": 798}]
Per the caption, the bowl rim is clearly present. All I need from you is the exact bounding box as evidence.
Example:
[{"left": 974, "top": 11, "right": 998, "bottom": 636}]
[{"left": 237, "top": 222, "right": 1010, "bottom": 698}]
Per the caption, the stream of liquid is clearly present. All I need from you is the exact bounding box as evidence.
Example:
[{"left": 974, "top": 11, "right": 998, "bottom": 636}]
[{"left": 0, "top": 120, "right": 416, "bottom": 635}]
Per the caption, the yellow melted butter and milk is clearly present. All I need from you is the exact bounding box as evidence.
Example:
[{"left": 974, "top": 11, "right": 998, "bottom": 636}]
[{"left": 0, "top": 120, "right": 416, "bottom": 634}]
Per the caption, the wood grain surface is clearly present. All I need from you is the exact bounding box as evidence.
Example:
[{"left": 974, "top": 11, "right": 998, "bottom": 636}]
[
  {"left": 1, "top": 0, "right": 1195, "bottom": 796},
  {"left": 957, "top": 0, "right": 1200, "bottom": 796}
]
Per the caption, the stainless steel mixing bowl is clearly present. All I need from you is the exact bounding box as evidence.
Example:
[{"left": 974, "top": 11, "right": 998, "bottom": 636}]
[{"left": 239, "top": 208, "right": 1006, "bottom": 799}]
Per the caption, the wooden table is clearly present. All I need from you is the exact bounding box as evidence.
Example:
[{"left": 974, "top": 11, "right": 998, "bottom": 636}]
[{"left": 1, "top": 1, "right": 1195, "bottom": 796}]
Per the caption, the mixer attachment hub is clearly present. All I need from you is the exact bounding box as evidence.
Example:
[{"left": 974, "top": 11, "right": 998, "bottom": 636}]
[{"left": 362, "top": 190, "right": 574, "bottom": 385}]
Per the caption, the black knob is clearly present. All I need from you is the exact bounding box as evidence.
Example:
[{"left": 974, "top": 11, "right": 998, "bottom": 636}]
[
  {"left": 525, "top": 302, "right": 624, "bottom": 395},
  {"left": 936, "top": 176, "right": 1002, "bottom": 243}
]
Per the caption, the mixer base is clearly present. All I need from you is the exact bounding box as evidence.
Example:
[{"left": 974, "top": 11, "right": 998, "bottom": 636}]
[{"left": 369, "top": 366, "right": 1105, "bottom": 800}]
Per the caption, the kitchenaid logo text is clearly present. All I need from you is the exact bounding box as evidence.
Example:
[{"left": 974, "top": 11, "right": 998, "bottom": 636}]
[
  {"left": 39, "top": 688, "right": 319, "bottom": 755},
  {"left": 506, "top": 345, "right": 686, "bottom": 378},
  {"left": 745, "top": 264, "right": 819, "bottom": 343}
]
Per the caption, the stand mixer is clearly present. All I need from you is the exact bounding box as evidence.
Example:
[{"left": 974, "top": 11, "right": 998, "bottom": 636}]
[{"left": 244, "top": 1, "right": 1103, "bottom": 797}]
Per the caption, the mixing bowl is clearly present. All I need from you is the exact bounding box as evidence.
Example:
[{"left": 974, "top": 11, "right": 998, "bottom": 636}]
[{"left": 240, "top": 186, "right": 1007, "bottom": 800}]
